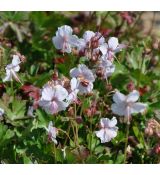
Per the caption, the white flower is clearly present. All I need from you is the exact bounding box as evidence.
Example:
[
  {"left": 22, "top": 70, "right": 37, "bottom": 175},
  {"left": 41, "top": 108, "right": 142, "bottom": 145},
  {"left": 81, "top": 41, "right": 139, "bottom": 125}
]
[
  {"left": 70, "top": 64, "right": 95, "bottom": 94},
  {"left": 77, "top": 31, "right": 105, "bottom": 51},
  {"left": 52, "top": 25, "right": 79, "bottom": 53},
  {"left": 66, "top": 78, "right": 79, "bottom": 104},
  {"left": 111, "top": 90, "right": 147, "bottom": 121},
  {"left": 46, "top": 121, "right": 58, "bottom": 144},
  {"left": 95, "top": 117, "right": 118, "bottom": 143},
  {"left": 100, "top": 37, "right": 125, "bottom": 59},
  {"left": 39, "top": 84, "right": 69, "bottom": 114},
  {"left": 0, "top": 107, "right": 4, "bottom": 117},
  {"left": 3, "top": 55, "right": 21, "bottom": 83},
  {"left": 98, "top": 56, "right": 115, "bottom": 79}
]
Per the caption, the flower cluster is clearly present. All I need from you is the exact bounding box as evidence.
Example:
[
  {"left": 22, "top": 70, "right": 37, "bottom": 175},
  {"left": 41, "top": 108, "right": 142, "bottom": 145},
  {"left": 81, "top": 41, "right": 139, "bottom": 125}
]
[
  {"left": 45, "top": 25, "right": 147, "bottom": 143},
  {"left": 1, "top": 25, "right": 148, "bottom": 145}
]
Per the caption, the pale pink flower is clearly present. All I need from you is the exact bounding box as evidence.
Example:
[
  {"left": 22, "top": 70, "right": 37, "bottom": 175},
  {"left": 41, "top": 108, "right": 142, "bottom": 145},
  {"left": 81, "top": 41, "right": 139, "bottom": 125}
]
[
  {"left": 100, "top": 37, "right": 125, "bottom": 60},
  {"left": 39, "top": 84, "right": 68, "bottom": 114},
  {"left": 77, "top": 31, "right": 105, "bottom": 51},
  {"left": 95, "top": 117, "right": 118, "bottom": 143},
  {"left": 70, "top": 64, "right": 95, "bottom": 94},
  {"left": 3, "top": 55, "right": 21, "bottom": 83},
  {"left": 111, "top": 90, "right": 147, "bottom": 122},
  {"left": 52, "top": 25, "right": 79, "bottom": 53},
  {"left": 97, "top": 56, "right": 115, "bottom": 79}
]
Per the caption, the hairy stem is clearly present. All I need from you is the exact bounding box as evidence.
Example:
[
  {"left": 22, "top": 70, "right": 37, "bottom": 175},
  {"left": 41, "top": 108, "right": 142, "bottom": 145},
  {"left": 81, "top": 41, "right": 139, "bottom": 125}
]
[{"left": 124, "top": 123, "right": 130, "bottom": 163}]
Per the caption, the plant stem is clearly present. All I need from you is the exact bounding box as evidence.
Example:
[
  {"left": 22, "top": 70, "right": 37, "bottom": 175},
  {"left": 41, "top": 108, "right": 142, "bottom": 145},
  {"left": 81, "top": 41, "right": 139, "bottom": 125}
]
[
  {"left": 53, "top": 143, "right": 57, "bottom": 163},
  {"left": 74, "top": 103, "right": 79, "bottom": 147},
  {"left": 63, "top": 125, "right": 71, "bottom": 145},
  {"left": 70, "top": 120, "right": 77, "bottom": 146},
  {"left": 124, "top": 123, "right": 130, "bottom": 163},
  {"left": 137, "top": 52, "right": 145, "bottom": 88},
  {"left": 89, "top": 117, "right": 93, "bottom": 155},
  {"left": 58, "top": 128, "right": 73, "bottom": 143},
  {"left": 11, "top": 80, "right": 14, "bottom": 98}
]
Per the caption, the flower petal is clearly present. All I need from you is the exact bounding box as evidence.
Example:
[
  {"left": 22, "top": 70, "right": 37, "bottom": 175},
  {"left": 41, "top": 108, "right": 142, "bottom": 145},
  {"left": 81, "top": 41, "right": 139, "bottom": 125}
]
[
  {"left": 113, "top": 91, "right": 126, "bottom": 104},
  {"left": 12, "top": 55, "right": 21, "bottom": 66},
  {"left": 70, "top": 77, "right": 79, "bottom": 91},
  {"left": 131, "top": 102, "right": 147, "bottom": 114},
  {"left": 99, "top": 43, "right": 108, "bottom": 55},
  {"left": 3, "top": 70, "right": 12, "bottom": 82},
  {"left": 13, "top": 65, "right": 20, "bottom": 72},
  {"left": 70, "top": 67, "right": 81, "bottom": 78},
  {"left": 52, "top": 36, "right": 64, "bottom": 50},
  {"left": 108, "top": 117, "right": 118, "bottom": 127},
  {"left": 111, "top": 103, "right": 126, "bottom": 116},
  {"left": 126, "top": 90, "right": 139, "bottom": 103},
  {"left": 49, "top": 101, "right": 59, "bottom": 114},
  {"left": 108, "top": 37, "right": 119, "bottom": 50},
  {"left": 54, "top": 85, "right": 68, "bottom": 101},
  {"left": 83, "top": 31, "right": 95, "bottom": 42},
  {"left": 57, "top": 25, "right": 73, "bottom": 37},
  {"left": 96, "top": 128, "right": 117, "bottom": 143},
  {"left": 100, "top": 118, "right": 110, "bottom": 128},
  {"left": 41, "top": 86, "right": 55, "bottom": 101},
  {"left": 56, "top": 101, "right": 68, "bottom": 112},
  {"left": 69, "top": 35, "right": 79, "bottom": 47}
]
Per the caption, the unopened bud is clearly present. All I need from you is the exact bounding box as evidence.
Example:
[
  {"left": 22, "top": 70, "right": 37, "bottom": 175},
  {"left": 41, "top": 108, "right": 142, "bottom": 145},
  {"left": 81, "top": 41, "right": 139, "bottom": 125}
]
[
  {"left": 76, "top": 116, "right": 83, "bottom": 124},
  {"left": 96, "top": 67, "right": 104, "bottom": 78},
  {"left": 127, "top": 81, "right": 135, "bottom": 92},
  {"left": 73, "top": 27, "right": 80, "bottom": 34}
]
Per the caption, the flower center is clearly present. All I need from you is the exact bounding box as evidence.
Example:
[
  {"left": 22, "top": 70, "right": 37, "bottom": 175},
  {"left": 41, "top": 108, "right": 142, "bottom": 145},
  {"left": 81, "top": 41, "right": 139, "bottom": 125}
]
[
  {"left": 51, "top": 97, "right": 57, "bottom": 102},
  {"left": 78, "top": 75, "right": 89, "bottom": 87}
]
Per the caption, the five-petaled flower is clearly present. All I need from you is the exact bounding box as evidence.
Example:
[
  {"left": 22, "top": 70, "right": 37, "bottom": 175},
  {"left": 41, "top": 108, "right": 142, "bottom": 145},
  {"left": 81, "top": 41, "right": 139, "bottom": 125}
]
[
  {"left": 95, "top": 117, "right": 118, "bottom": 143},
  {"left": 52, "top": 25, "right": 79, "bottom": 53},
  {"left": 39, "top": 84, "right": 69, "bottom": 114},
  {"left": 100, "top": 37, "right": 125, "bottom": 60},
  {"left": 77, "top": 31, "right": 105, "bottom": 51},
  {"left": 111, "top": 90, "right": 147, "bottom": 123},
  {"left": 3, "top": 55, "right": 21, "bottom": 83},
  {"left": 70, "top": 64, "right": 95, "bottom": 94}
]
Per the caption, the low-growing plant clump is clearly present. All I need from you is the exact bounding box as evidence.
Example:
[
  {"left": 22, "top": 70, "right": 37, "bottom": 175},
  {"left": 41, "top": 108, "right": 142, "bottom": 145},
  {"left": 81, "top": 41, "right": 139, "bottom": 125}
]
[{"left": 0, "top": 12, "right": 160, "bottom": 163}]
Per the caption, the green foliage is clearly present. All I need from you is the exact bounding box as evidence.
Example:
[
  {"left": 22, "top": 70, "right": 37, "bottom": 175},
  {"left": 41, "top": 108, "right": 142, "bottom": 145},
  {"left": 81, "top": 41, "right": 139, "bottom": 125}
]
[{"left": 0, "top": 12, "right": 159, "bottom": 164}]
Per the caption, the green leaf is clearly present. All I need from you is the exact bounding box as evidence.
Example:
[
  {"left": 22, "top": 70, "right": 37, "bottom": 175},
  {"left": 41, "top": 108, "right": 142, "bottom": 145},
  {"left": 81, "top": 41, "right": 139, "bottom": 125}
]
[
  {"left": 0, "top": 124, "right": 15, "bottom": 147},
  {"left": 35, "top": 109, "right": 51, "bottom": 129}
]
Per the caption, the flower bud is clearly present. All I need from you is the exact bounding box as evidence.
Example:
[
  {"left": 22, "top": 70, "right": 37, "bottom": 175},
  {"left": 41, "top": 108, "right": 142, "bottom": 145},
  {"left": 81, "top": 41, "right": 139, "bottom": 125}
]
[
  {"left": 127, "top": 81, "right": 135, "bottom": 92},
  {"left": 73, "top": 27, "right": 80, "bottom": 34},
  {"left": 76, "top": 116, "right": 83, "bottom": 124},
  {"left": 68, "top": 107, "right": 74, "bottom": 116},
  {"left": 145, "top": 127, "right": 153, "bottom": 136},
  {"left": 154, "top": 144, "right": 160, "bottom": 155},
  {"left": 52, "top": 70, "right": 59, "bottom": 81},
  {"left": 152, "top": 39, "right": 159, "bottom": 50},
  {"left": 84, "top": 108, "right": 92, "bottom": 117}
]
